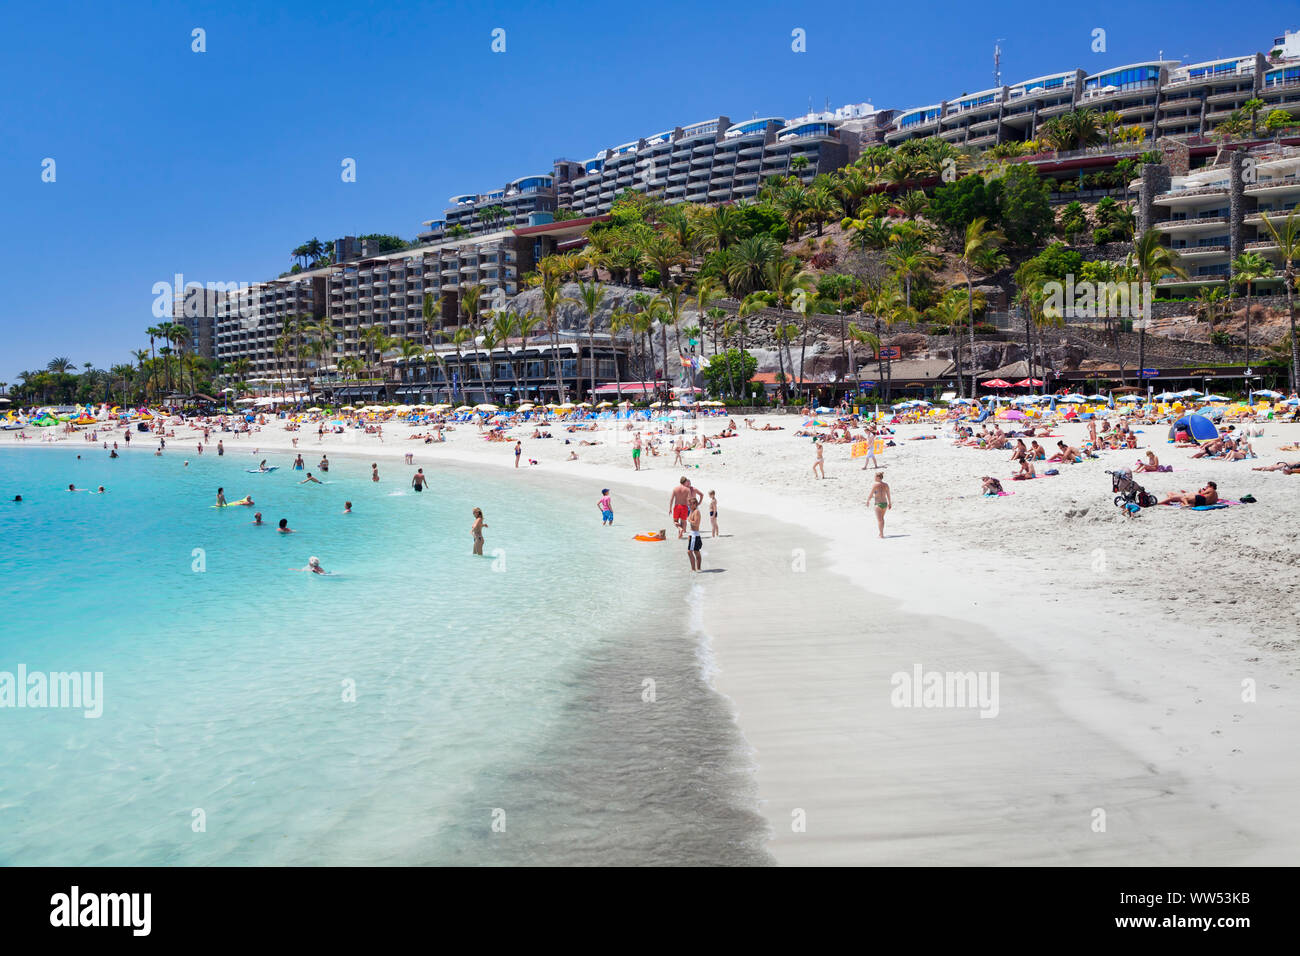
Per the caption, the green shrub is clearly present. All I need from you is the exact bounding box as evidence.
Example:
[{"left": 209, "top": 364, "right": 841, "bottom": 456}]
[{"left": 1092, "top": 226, "right": 1114, "bottom": 246}]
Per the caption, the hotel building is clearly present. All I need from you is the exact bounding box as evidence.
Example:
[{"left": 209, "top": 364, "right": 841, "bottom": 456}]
[
  {"left": 1138, "top": 144, "right": 1300, "bottom": 293},
  {"left": 886, "top": 29, "right": 1300, "bottom": 148}
]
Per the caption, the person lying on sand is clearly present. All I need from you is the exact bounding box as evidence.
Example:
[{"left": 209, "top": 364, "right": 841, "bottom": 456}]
[
  {"left": 1049, "top": 441, "right": 1085, "bottom": 463},
  {"left": 1158, "top": 482, "right": 1218, "bottom": 507},
  {"left": 1253, "top": 461, "right": 1300, "bottom": 473}
]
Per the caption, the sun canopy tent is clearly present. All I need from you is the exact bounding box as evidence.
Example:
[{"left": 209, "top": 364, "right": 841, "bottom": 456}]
[{"left": 1170, "top": 414, "right": 1219, "bottom": 443}]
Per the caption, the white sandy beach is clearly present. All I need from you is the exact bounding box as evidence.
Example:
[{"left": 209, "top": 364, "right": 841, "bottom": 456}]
[{"left": 10, "top": 410, "right": 1299, "bottom": 865}]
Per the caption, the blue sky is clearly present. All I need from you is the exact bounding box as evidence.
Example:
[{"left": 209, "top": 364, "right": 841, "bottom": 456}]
[{"left": 1, "top": 0, "right": 1296, "bottom": 381}]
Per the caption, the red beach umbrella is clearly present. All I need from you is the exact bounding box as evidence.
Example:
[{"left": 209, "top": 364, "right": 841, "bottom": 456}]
[
  {"left": 982, "top": 379, "right": 1013, "bottom": 388},
  {"left": 1013, "top": 378, "right": 1043, "bottom": 387}
]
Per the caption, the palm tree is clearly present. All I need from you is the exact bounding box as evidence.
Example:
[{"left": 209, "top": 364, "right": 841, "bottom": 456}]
[
  {"left": 609, "top": 307, "right": 634, "bottom": 404},
  {"left": 459, "top": 284, "right": 486, "bottom": 343},
  {"left": 1193, "top": 286, "right": 1228, "bottom": 327},
  {"left": 47, "top": 356, "right": 74, "bottom": 373},
  {"left": 847, "top": 323, "right": 881, "bottom": 389},
  {"left": 1258, "top": 206, "right": 1300, "bottom": 389},
  {"left": 576, "top": 280, "right": 608, "bottom": 402},
  {"left": 886, "top": 245, "right": 940, "bottom": 310},
  {"left": 1231, "top": 251, "right": 1275, "bottom": 371},
  {"left": 659, "top": 284, "right": 690, "bottom": 392},
  {"left": 705, "top": 306, "right": 728, "bottom": 356},
  {"left": 539, "top": 270, "right": 576, "bottom": 402},
  {"left": 766, "top": 258, "right": 816, "bottom": 402},
  {"left": 641, "top": 234, "right": 688, "bottom": 289},
  {"left": 727, "top": 234, "right": 781, "bottom": 296},
  {"left": 421, "top": 293, "right": 442, "bottom": 349},
  {"left": 490, "top": 310, "right": 522, "bottom": 397},
  {"left": 1129, "top": 229, "right": 1187, "bottom": 385},
  {"left": 772, "top": 322, "right": 800, "bottom": 402},
  {"left": 1243, "top": 98, "right": 1266, "bottom": 137},
  {"left": 450, "top": 326, "right": 476, "bottom": 401},
  {"left": 956, "top": 217, "right": 1008, "bottom": 396}
]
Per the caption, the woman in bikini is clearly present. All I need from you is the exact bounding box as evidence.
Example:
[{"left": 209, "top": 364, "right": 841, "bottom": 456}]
[
  {"left": 471, "top": 507, "right": 488, "bottom": 556},
  {"left": 866, "top": 472, "right": 891, "bottom": 539}
]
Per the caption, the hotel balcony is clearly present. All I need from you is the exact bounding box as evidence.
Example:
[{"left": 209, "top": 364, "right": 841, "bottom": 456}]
[
  {"left": 1153, "top": 185, "right": 1228, "bottom": 206},
  {"left": 1172, "top": 244, "right": 1228, "bottom": 259},
  {"left": 1244, "top": 178, "right": 1300, "bottom": 198},
  {"left": 1159, "top": 215, "right": 1228, "bottom": 233}
]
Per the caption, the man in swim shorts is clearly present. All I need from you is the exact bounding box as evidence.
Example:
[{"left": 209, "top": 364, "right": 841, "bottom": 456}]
[
  {"left": 669, "top": 477, "right": 692, "bottom": 538},
  {"left": 411, "top": 469, "right": 428, "bottom": 492},
  {"left": 632, "top": 433, "right": 642, "bottom": 471}
]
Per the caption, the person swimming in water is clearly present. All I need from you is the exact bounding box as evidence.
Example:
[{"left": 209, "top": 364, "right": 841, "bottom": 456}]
[
  {"left": 278, "top": 518, "right": 294, "bottom": 533},
  {"left": 296, "top": 556, "right": 328, "bottom": 575},
  {"left": 343, "top": 501, "right": 352, "bottom": 514},
  {"left": 216, "top": 487, "right": 227, "bottom": 506},
  {"left": 253, "top": 512, "right": 264, "bottom": 525},
  {"left": 300, "top": 473, "right": 321, "bottom": 484}
]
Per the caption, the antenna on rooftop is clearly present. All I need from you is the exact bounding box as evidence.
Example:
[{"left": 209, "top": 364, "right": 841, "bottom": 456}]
[{"left": 994, "top": 40, "right": 1004, "bottom": 86}]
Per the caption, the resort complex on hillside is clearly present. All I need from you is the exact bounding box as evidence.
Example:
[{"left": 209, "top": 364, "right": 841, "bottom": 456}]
[{"left": 137, "top": 26, "right": 1300, "bottom": 408}]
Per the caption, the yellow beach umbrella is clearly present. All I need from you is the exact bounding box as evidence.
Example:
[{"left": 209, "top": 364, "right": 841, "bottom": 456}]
[
  {"left": 595, "top": 401, "right": 613, "bottom": 408},
  {"left": 516, "top": 403, "right": 535, "bottom": 411},
  {"left": 455, "top": 405, "right": 472, "bottom": 413},
  {"left": 475, "top": 403, "right": 499, "bottom": 412}
]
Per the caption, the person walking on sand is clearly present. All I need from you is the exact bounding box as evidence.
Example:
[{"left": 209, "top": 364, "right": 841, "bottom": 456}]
[
  {"left": 515, "top": 440, "right": 522, "bottom": 468},
  {"left": 669, "top": 477, "right": 692, "bottom": 538},
  {"left": 812, "top": 439, "right": 825, "bottom": 479},
  {"left": 632, "top": 432, "right": 642, "bottom": 471},
  {"left": 686, "top": 500, "right": 703, "bottom": 571},
  {"left": 866, "top": 471, "right": 891, "bottom": 538},
  {"left": 471, "top": 507, "right": 488, "bottom": 555},
  {"left": 708, "top": 490, "right": 719, "bottom": 537},
  {"left": 598, "top": 488, "right": 613, "bottom": 526}
]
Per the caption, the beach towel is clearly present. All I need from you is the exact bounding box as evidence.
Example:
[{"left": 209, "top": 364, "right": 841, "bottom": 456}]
[{"left": 1190, "top": 504, "right": 1229, "bottom": 511}]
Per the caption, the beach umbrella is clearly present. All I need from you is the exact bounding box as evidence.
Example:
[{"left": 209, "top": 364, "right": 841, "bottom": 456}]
[
  {"left": 815, "top": 406, "right": 833, "bottom": 413},
  {"left": 949, "top": 397, "right": 978, "bottom": 405},
  {"left": 649, "top": 401, "right": 664, "bottom": 408},
  {"left": 474, "top": 404, "right": 499, "bottom": 412},
  {"left": 999, "top": 409, "right": 1026, "bottom": 420},
  {"left": 1176, "top": 389, "right": 1204, "bottom": 398},
  {"left": 1116, "top": 395, "right": 1142, "bottom": 403},
  {"left": 1254, "top": 389, "right": 1283, "bottom": 399},
  {"left": 574, "top": 402, "right": 592, "bottom": 408},
  {"left": 595, "top": 401, "right": 613, "bottom": 408},
  {"left": 516, "top": 403, "right": 535, "bottom": 411},
  {"left": 1154, "top": 391, "right": 1178, "bottom": 401},
  {"left": 1012, "top": 378, "right": 1043, "bottom": 387},
  {"left": 1085, "top": 394, "right": 1109, "bottom": 401},
  {"left": 1201, "top": 394, "right": 1231, "bottom": 403},
  {"left": 454, "top": 405, "right": 472, "bottom": 413},
  {"left": 982, "top": 379, "right": 1013, "bottom": 388},
  {"left": 1282, "top": 398, "right": 1300, "bottom": 406}
]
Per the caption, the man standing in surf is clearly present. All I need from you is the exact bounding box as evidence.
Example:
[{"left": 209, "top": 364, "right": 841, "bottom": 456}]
[{"left": 669, "top": 477, "right": 692, "bottom": 538}]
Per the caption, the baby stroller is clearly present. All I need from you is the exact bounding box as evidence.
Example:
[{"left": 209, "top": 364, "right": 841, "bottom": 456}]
[{"left": 1107, "top": 468, "right": 1157, "bottom": 516}]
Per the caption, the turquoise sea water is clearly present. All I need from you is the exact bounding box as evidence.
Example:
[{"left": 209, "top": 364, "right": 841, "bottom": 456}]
[{"left": 0, "top": 445, "right": 769, "bottom": 865}]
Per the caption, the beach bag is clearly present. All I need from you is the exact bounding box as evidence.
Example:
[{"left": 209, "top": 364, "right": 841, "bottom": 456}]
[{"left": 1240, "top": 494, "right": 1257, "bottom": 504}]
